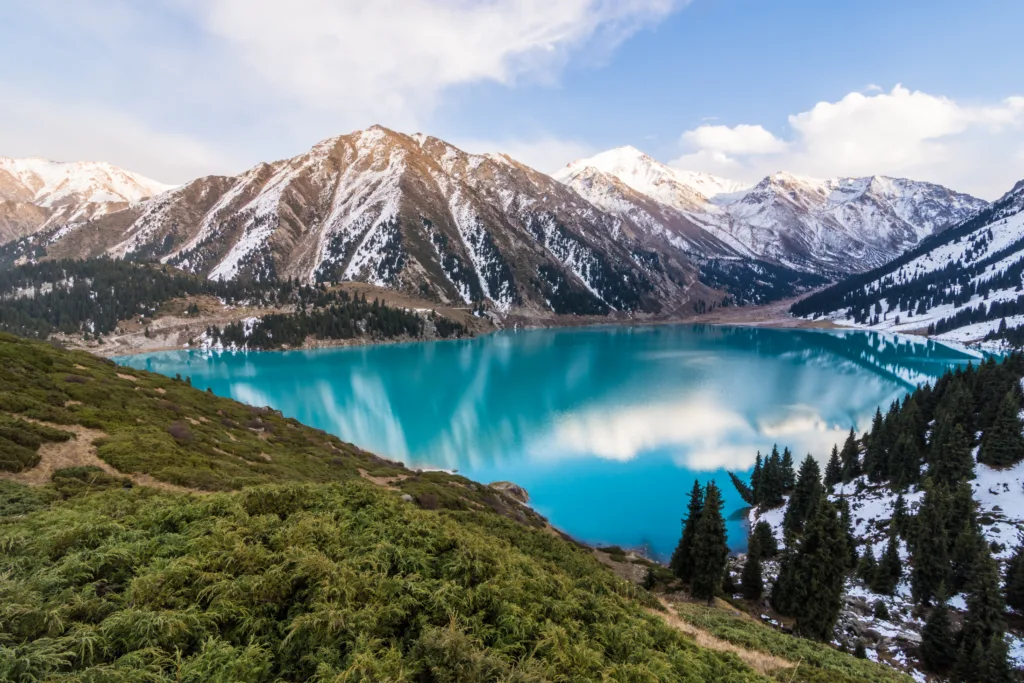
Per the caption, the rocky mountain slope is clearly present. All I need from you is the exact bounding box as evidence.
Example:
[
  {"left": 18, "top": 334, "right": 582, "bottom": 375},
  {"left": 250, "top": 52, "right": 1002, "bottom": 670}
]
[
  {"left": 792, "top": 179, "right": 1024, "bottom": 347},
  {"left": 555, "top": 147, "right": 987, "bottom": 275},
  {"left": 0, "top": 157, "right": 171, "bottom": 243}
]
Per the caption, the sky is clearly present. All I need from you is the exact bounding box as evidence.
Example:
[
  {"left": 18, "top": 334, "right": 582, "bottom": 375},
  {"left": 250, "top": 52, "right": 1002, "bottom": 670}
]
[{"left": 0, "top": 0, "right": 1022, "bottom": 199}]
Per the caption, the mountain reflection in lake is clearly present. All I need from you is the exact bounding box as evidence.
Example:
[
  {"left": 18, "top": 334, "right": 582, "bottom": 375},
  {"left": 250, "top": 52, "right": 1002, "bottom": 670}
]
[{"left": 119, "top": 325, "right": 974, "bottom": 557}]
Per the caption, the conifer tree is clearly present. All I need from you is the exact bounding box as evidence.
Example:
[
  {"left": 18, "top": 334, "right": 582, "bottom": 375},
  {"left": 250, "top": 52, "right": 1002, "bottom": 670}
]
[
  {"left": 1004, "top": 533, "right": 1024, "bottom": 612},
  {"left": 871, "top": 531, "right": 902, "bottom": 596},
  {"left": 837, "top": 496, "right": 859, "bottom": 567},
  {"left": 750, "top": 452, "right": 763, "bottom": 505},
  {"left": 951, "top": 522, "right": 987, "bottom": 594},
  {"left": 783, "top": 454, "right": 822, "bottom": 538},
  {"left": 930, "top": 423, "right": 975, "bottom": 486},
  {"left": 889, "top": 431, "right": 922, "bottom": 489},
  {"left": 891, "top": 493, "right": 908, "bottom": 539},
  {"left": 780, "top": 447, "right": 796, "bottom": 491},
  {"left": 670, "top": 480, "right": 704, "bottom": 582},
  {"left": 790, "top": 502, "right": 849, "bottom": 641},
  {"left": 954, "top": 549, "right": 1011, "bottom": 683},
  {"left": 839, "top": 427, "right": 861, "bottom": 482},
  {"left": 864, "top": 407, "right": 888, "bottom": 483},
  {"left": 750, "top": 520, "right": 778, "bottom": 559},
  {"left": 690, "top": 483, "right": 729, "bottom": 605},
  {"left": 856, "top": 547, "right": 877, "bottom": 585},
  {"left": 759, "top": 447, "right": 785, "bottom": 508},
  {"left": 741, "top": 550, "right": 763, "bottom": 600},
  {"left": 911, "top": 481, "right": 951, "bottom": 605},
  {"left": 978, "top": 390, "right": 1024, "bottom": 468},
  {"left": 824, "top": 444, "right": 842, "bottom": 489},
  {"left": 920, "top": 593, "right": 957, "bottom": 674}
]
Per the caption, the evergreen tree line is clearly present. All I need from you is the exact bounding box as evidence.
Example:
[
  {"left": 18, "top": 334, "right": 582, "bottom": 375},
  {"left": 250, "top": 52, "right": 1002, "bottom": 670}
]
[
  {"left": 206, "top": 294, "right": 467, "bottom": 350},
  {"left": 727, "top": 354, "right": 1024, "bottom": 679},
  {"left": 698, "top": 258, "right": 828, "bottom": 306},
  {"left": 929, "top": 293, "right": 1024, "bottom": 337}
]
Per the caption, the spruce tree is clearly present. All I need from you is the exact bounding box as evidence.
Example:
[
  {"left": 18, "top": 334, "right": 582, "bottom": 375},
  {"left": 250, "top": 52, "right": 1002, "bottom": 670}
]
[
  {"left": 824, "top": 444, "right": 842, "bottom": 489},
  {"left": 951, "top": 522, "right": 986, "bottom": 594},
  {"left": 741, "top": 550, "right": 763, "bottom": 600},
  {"left": 856, "top": 547, "right": 877, "bottom": 585},
  {"left": 790, "top": 502, "right": 849, "bottom": 641},
  {"left": 1004, "top": 533, "right": 1024, "bottom": 613},
  {"left": 783, "top": 454, "right": 822, "bottom": 538},
  {"left": 780, "top": 447, "right": 796, "bottom": 491},
  {"left": 760, "top": 447, "right": 785, "bottom": 508},
  {"left": 891, "top": 493, "right": 908, "bottom": 539},
  {"left": 837, "top": 496, "right": 859, "bottom": 567},
  {"left": 920, "top": 594, "right": 957, "bottom": 674},
  {"left": 911, "top": 481, "right": 951, "bottom": 605},
  {"left": 954, "top": 548, "right": 1011, "bottom": 683},
  {"left": 690, "top": 482, "right": 729, "bottom": 605},
  {"left": 871, "top": 531, "right": 902, "bottom": 596},
  {"left": 889, "top": 431, "right": 922, "bottom": 489},
  {"left": 669, "top": 480, "right": 704, "bottom": 582},
  {"left": 864, "top": 407, "right": 888, "bottom": 483},
  {"left": 839, "top": 427, "right": 861, "bottom": 482},
  {"left": 930, "top": 423, "right": 975, "bottom": 486},
  {"left": 750, "top": 452, "right": 763, "bottom": 505},
  {"left": 978, "top": 390, "right": 1024, "bottom": 468},
  {"left": 750, "top": 520, "right": 778, "bottom": 559}
]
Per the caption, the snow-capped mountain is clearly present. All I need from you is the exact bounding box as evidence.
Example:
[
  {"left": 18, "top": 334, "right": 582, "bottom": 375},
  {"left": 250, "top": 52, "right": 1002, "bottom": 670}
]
[
  {"left": 555, "top": 147, "right": 987, "bottom": 275},
  {"left": 0, "top": 157, "right": 171, "bottom": 243},
  {"left": 792, "top": 179, "right": 1024, "bottom": 345},
  {"left": 23, "top": 127, "right": 710, "bottom": 316}
]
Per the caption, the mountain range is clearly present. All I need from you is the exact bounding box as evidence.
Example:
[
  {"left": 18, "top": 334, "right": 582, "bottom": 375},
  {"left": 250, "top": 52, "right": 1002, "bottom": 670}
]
[
  {"left": 792, "top": 179, "right": 1024, "bottom": 345},
  {"left": 0, "top": 128, "right": 990, "bottom": 318}
]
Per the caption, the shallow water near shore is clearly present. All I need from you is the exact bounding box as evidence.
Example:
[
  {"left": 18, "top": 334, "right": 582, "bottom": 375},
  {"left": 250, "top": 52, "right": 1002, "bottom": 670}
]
[{"left": 119, "top": 324, "right": 975, "bottom": 558}]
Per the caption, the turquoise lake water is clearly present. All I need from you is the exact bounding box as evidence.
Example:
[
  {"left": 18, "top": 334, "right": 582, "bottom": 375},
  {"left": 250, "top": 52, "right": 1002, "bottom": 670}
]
[{"left": 118, "top": 325, "right": 975, "bottom": 558}]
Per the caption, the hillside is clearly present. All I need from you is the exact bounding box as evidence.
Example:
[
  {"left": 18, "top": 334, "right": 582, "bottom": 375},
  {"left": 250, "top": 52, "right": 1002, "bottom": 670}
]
[
  {"left": 555, "top": 147, "right": 987, "bottom": 276},
  {"left": 0, "top": 332, "right": 909, "bottom": 682},
  {"left": 726, "top": 355, "right": 1024, "bottom": 680},
  {"left": 791, "top": 179, "right": 1024, "bottom": 347},
  {"left": 0, "top": 157, "right": 171, "bottom": 243}
]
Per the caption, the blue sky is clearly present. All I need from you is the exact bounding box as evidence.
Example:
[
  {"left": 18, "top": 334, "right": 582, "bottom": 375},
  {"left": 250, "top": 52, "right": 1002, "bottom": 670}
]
[{"left": 1, "top": 0, "right": 1022, "bottom": 197}]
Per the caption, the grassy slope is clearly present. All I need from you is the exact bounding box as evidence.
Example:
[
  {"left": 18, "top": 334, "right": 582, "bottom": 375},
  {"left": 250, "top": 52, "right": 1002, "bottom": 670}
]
[{"left": 0, "top": 333, "right": 907, "bottom": 682}]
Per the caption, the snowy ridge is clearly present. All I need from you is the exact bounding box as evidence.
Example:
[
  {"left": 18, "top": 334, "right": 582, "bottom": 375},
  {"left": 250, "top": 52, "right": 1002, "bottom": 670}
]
[{"left": 555, "top": 148, "right": 987, "bottom": 276}]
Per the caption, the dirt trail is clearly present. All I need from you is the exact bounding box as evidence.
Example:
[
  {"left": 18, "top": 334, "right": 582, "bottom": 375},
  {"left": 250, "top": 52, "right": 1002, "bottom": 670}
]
[
  {"left": 1, "top": 418, "right": 202, "bottom": 494},
  {"left": 649, "top": 598, "right": 793, "bottom": 675}
]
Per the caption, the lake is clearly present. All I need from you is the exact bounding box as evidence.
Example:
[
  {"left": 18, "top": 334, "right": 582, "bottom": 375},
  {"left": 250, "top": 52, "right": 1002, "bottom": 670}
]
[{"left": 118, "top": 324, "right": 975, "bottom": 558}]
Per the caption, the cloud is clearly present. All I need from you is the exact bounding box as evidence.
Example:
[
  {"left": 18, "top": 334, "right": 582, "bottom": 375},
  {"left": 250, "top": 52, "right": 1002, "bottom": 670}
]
[
  {"left": 192, "top": 0, "right": 682, "bottom": 127},
  {"left": 672, "top": 85, "right": 1024, "bottom": 199},
  {"left": 0, "top": 90, "right": 232, "bottom": 184},
  {"left": 1, "top": 0, "right": 683, "bottom": 180},
  {"left": 457, "top": 136, "right": 596, "bottom": 173}
]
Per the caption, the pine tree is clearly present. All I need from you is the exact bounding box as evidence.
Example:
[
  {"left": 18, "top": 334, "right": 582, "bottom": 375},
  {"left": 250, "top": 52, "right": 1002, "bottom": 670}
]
[
  {"left": 856, "top": 547, "right": 877, "bottom": 585},
  {"left": 837, "top": 496, "right": 858, "bottom": 567},
  {"left": 741, "top": 551, "right": 763, "bottom": 600},
  {"left": 891, "top": 493, "right": 908, "bottom": 538},
  {"left": 864, "top": 408, "right": 888, "bottom": 483},
  {"left": 889, "top": 431, "right": 922, "bottom": 489},
  {"left": 920, "top": 594, "right": 957, "bottom": 674},
  {"left": 1004, "top": 533, "right": 1024, "bottom": 612},
  {"left": 750, "top": 452, "right": 763, "bottom": 505},
  {"left": 670, "top": 480, "right": 704, "bottom": 582},
  {"left": 953, "top": 549, "right": 1011, "bottom": 683},
  {"left": 780, "top": 447, "right": 796, "bottom": 491},
  {"left": 759, "top": 447, "right": 785, "bottom": 508},
  {"left": 750, "top": 520, "right": 778, "bottom": 559},
  {"left": 783, "top": 454, "right": 822, "bottom": 538},
  {"left": 978, "top": 390, "right": 1024, "bottom": 467},
  {"left": 930, "top": 423, "right": 975, "bottom": 486},
  {"left": 839, "top": 427, "right": 861, "bottom": 482},
  {"left": 951, "top": 522, "right": 987, "bottom": 594},
  {"left": 911, "top": 481, "right": 951, "bottom": 605},
  {"left": 871, "top": 531, "right": 902, "bottom": 596},
  {"left": 790, "top": 502, "right": 849, "bottom": 640},
  {"left": 690, "top": 483, "right": 729, "bottom": 605},
  {"left": 824, "top": 445, "right": 842, "bottom": 489}
]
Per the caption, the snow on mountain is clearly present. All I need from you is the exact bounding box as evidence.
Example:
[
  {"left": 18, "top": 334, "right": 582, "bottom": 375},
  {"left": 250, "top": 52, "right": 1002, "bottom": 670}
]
[
  {"left": 22, "top": 127, "right": 702, "bottom": 317},
  {"left": 555, "top": 149, "right": 987, "bottom": 275},
  {"left": 0, "top": 157, "right": 172, "bottom": 243},
  {"left": 792, "top": 179, "right": 1024, "bottom": 346}
]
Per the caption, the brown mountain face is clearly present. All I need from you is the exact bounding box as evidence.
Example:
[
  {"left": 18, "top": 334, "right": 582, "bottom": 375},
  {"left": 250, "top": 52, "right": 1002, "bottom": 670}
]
[{"left": 27, "top": 127, "right": 706, "bottom": 316}]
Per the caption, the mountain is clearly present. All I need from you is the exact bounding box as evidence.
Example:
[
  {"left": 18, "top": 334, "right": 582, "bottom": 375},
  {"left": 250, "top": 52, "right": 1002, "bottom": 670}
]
[
  {"left": 791, "top": 179, "right": 1024, "bottom": 346},
  {"left": 18, "top": 127, "right": 719, "bottom": 317},
  {"left": 554, "top": 147, "right": 988, "bottom": 275},
  {"left": 0, "top": 332, "right": 906, "bottom": 682},
  {"left": 0, "top": 157, "right": 171, "bottom": 243}
]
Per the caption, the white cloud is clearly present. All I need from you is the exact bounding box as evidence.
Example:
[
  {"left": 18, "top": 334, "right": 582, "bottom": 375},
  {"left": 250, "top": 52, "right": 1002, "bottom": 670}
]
[
  {"left": 1, "top": 0, "right": 683, "bottom": 181},
  {"left": 672, "top": 85, "right": 1024, "bottom": 199},
  {"left": 0, "top": 90, "right": 232, "bottom": 184},
  {"left": 457, "top": 136, "right": 596, "bottom": 173}
]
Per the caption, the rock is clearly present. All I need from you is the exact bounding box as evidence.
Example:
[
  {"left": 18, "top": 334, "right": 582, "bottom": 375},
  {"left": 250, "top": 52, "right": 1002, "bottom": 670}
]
[
  {"left": 400, "top": 494, "right": 414, "bottom": 503},
  {"left": 489, "top": 481, "right": 529, "bottom": 504}
]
